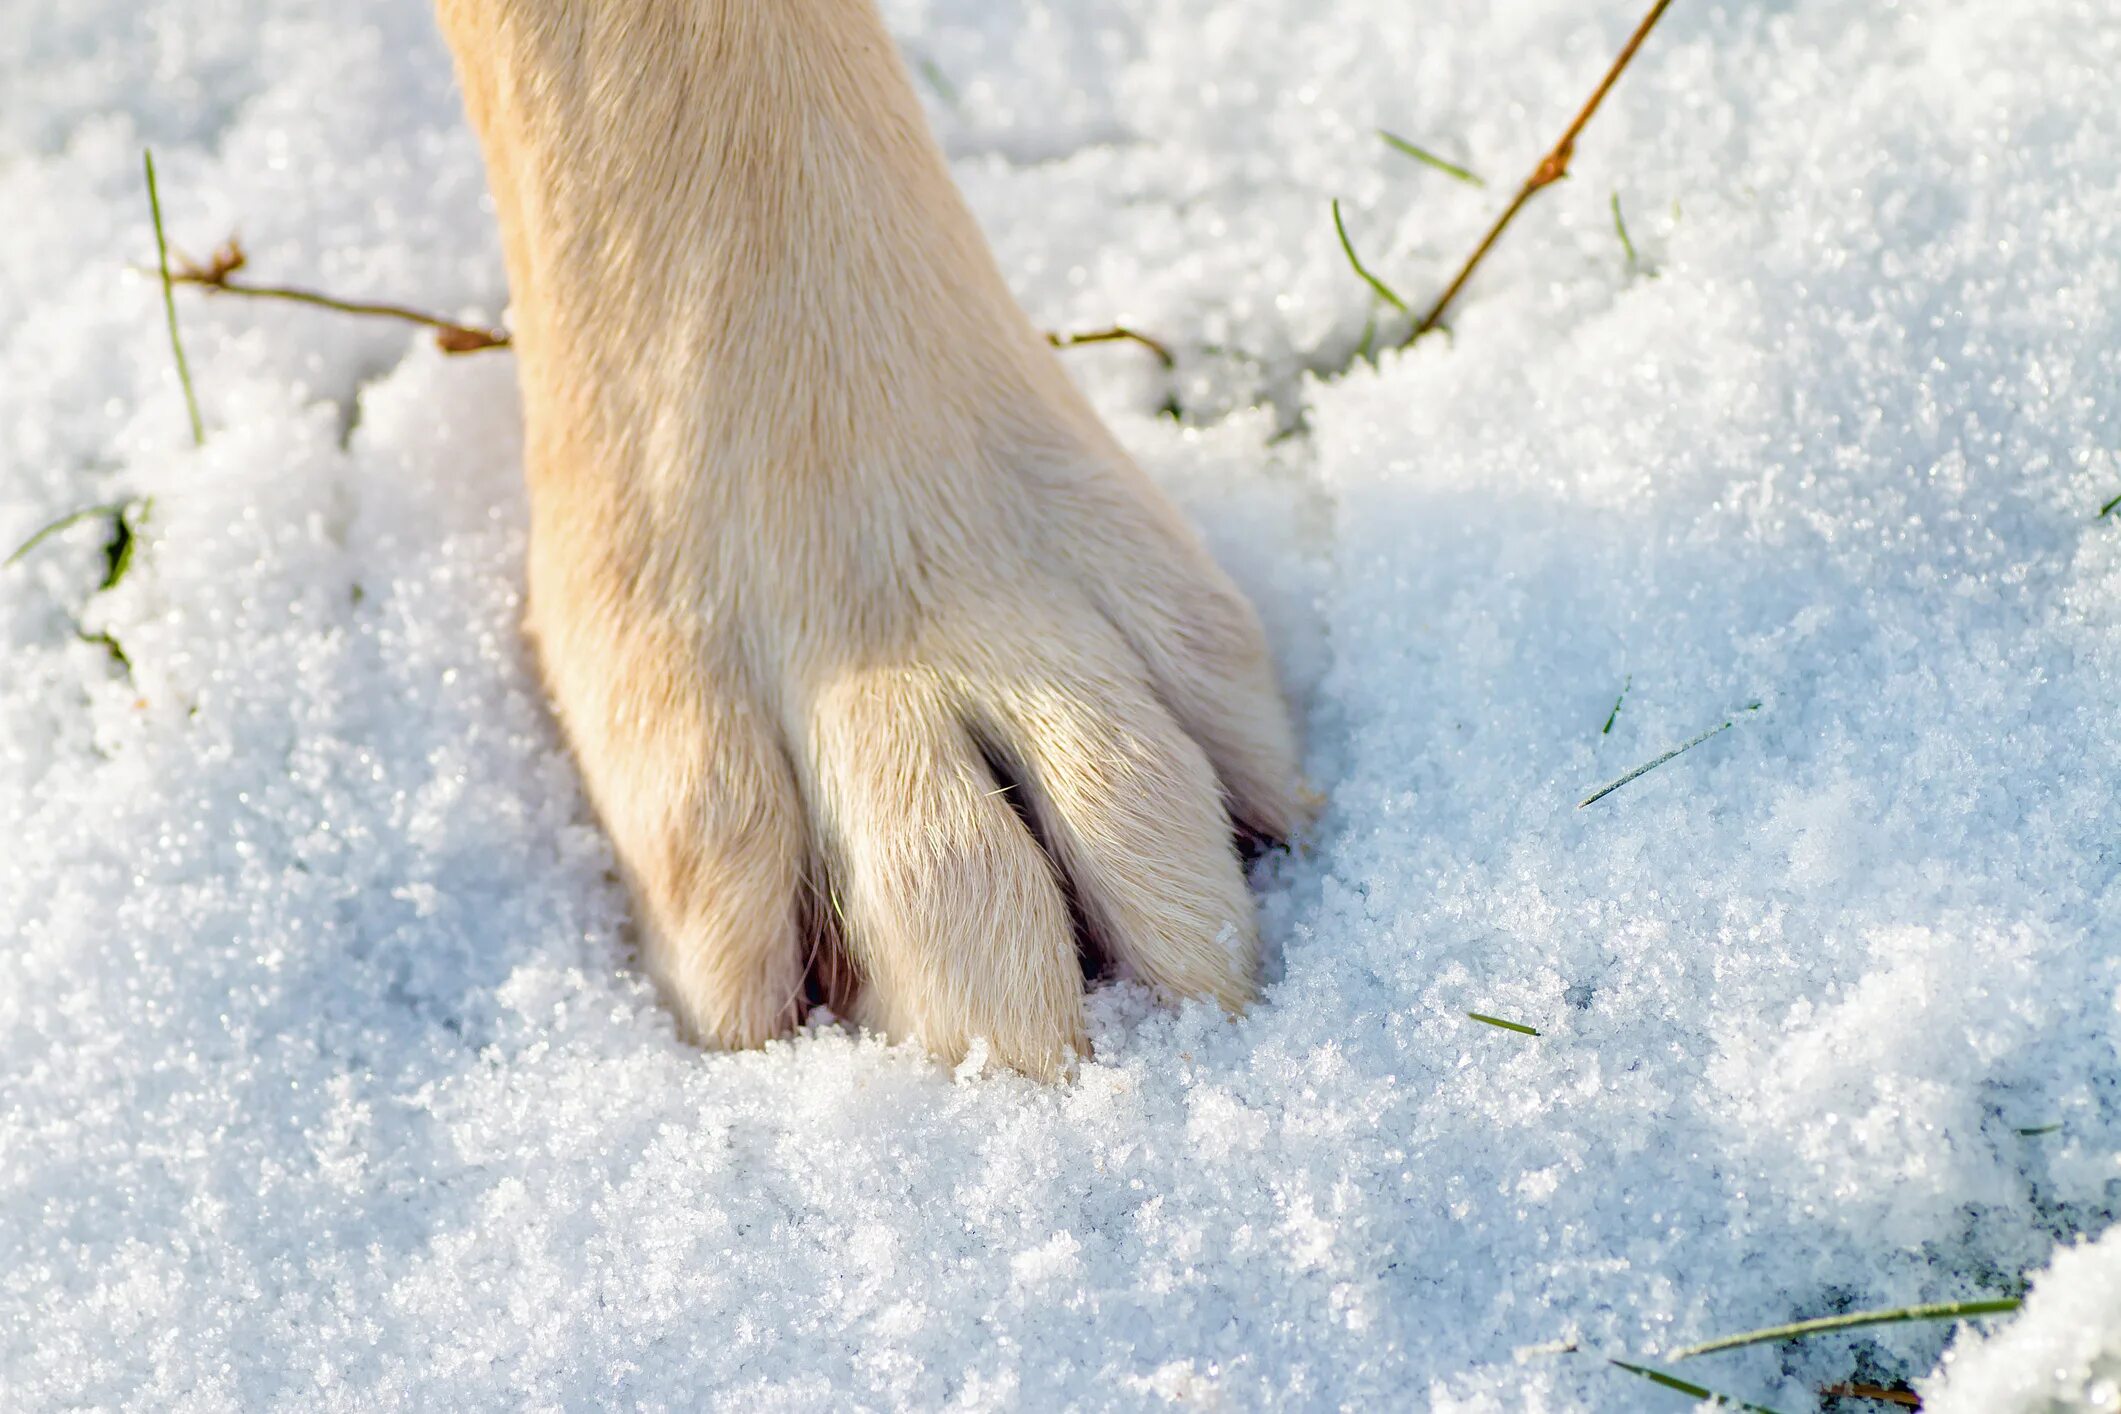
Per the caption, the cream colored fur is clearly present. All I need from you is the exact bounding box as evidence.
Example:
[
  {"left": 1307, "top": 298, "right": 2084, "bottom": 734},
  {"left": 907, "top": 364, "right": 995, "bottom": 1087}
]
[{"left": 432, "top": 0, "right": 1302, "bottom": 1078}]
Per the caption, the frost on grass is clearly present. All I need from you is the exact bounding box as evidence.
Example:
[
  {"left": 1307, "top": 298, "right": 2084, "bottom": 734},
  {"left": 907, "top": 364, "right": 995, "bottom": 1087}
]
[{"left": 4, "top": 0, "right": 2121, "bottom": 1410}]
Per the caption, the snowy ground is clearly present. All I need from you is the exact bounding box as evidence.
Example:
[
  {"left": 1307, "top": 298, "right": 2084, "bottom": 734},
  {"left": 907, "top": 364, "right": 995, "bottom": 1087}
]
[{"left": 5, "top": 0, "right": 2119, "bottom": 1409}]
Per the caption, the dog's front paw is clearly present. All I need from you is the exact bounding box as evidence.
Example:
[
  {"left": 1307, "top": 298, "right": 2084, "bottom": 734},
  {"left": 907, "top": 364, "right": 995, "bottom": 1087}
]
[{"left": 531, "top": 429, "right": 1302, "bottom": 1079}]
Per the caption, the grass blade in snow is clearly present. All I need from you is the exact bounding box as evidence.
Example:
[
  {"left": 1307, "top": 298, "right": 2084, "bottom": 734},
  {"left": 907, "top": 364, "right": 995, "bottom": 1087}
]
[
  {"left": 1331, "top": 199, "right": 1408, "bottom": 315},
  {"left": 1667, "top": 1298, "right": 2022, "bottom": 1360},
  {"left": 1611, "top": 191, "right": 1639, "bottom": 266},
  {"left": 1378, "top": 129, "right": 1484, "bottom": 186},
  {"left": 1601, "top": 675, "right": 1632, "bottom": 734},
  {"left": 7, "top": 503, "right": 130, "bottom": 566},
  {"left": 144, "top": 149, "right": 205, "bottom": 446},
  {"left": 1607, "top": 1360, "right": 1787, "bottom": 1413},
  {"left": 1579, "top": 702, "right": 1760, "bottom": 808}
]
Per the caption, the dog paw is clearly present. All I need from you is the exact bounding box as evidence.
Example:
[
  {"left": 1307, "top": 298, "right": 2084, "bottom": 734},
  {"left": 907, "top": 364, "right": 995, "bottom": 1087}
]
[{"left": 528, "top": 420, "right": 1301, "bottom": 1079}]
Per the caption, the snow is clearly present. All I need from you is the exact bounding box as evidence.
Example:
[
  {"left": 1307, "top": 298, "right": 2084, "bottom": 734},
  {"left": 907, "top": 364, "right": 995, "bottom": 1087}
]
[
  {"left": 1928, "top": 1226, "right": 2121, "bottom": 1414},
  {"left": 4, "top": 0, "right": 2119, "bottom": 1409}
]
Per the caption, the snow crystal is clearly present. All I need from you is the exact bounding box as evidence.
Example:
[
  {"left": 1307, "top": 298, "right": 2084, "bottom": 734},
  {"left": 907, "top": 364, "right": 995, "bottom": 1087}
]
[{"left": 4, "top": 0, "right": 2118, "bottom": 1409}]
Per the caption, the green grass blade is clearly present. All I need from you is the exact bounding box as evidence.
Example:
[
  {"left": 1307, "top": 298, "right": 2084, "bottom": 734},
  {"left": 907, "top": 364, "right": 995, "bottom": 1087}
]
[
  {"left": 1378, "top": 129, "right": 1485, "bottom": 187},
  {"left": 1467, "top": 1012, "right": 1539, "bottom": 1036},
  {"left": 76, "top": 626, "right": 131, "bottom": 672},
  {"left": 1580, "top": 720, "right": 1731, "bottom": 807},
  {"left": 2100, "top": 491, "right": 2120, "bottom": 518},
  {"left": 1668, "top": 1298, "right": 2022, "bottom": 1361},
  {"left": 1602, "top": 675, "right": 1632, "bottom": 735},
  {"left": 7, "top": 502, "right": 130, "bottom": 567},
  {"left": 1331, "top": 199, "right": 1409, "bottom": 316},
  {"left": 2016, "top": 1123, "right": 2063, "bottom": 1136},
  {"left": 1611, "top": 191, "right": 1639, "bottom": 266},
  {"left": 99, "top": 503, "right": 138, "bottom": 591},
  {"left": 915, "top": 55, "right": 958, "bottom": 107},
  {"left": 144, "top": 149, "right": 205, "bottom": 446},
  {"left": 1608, "top": 1360, "right": 1787, "bottom": 1414},
  {"left": 1579, "top": 702, "right": 1760, "bottom": 809}
]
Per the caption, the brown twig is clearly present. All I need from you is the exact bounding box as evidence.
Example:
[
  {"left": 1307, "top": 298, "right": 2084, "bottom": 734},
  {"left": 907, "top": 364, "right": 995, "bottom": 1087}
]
[
  {"left": 1404, "top": 0, "right": 1674, "bottom": 346},
  {"left": 162, "top": 238, "right": 511, "bottom": 353},
  {"left": 1821, "top": 1385, "right": 1921, "bottom": 1409},
  {"left": 163, "top": 235, "right": 1175, "bottom": 365},
  {"left": 1045, "top": 325, "right": 1175, "bottom": 367}
]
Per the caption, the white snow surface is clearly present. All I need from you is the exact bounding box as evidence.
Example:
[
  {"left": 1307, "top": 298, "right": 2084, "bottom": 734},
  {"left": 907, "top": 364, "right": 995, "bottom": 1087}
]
[
  {"left": 1928, "top": 1224, "right": 2121, "bottom": 1414},
  {"left": 4, "top": 0, "right": 2119, "bottom": 1409}
]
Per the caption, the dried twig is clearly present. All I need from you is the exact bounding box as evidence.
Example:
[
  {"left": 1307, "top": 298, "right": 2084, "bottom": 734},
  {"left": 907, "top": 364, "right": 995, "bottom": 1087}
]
[
  {"left": 163, "top": 238, "right": 511, "bottom": 353},
  {"left": 163, "top": 234, "right": 1175, "bottom": 365},
  {"left": 1405, "top": 0, "right": 1674, "bottom": 345},
  {"left": 1821, "top": 1386, "right": 1921, "bottom": 1409}
]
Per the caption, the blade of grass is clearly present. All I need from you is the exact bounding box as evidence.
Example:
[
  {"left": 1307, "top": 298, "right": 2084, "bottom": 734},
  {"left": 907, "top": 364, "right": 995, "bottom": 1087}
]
[
  {"left": 1602, "top": 675, "right": 1632, "bottom": 735},
  {"left": 1611, "top": 191, "right": 1639, "bottom": 266},
  {"left": 99, "top": 502, "right": 141, "bottom": 591},
  {"left": 1467, "top": 1012, "right": 1540, "bottom": 1036},
  {"left": 1356, "top": 309, "right": 1379, "bottom": 365},
  {"left": 915, "top": 54, "right": 959, "bottom": 107},
  {"left": 2100, "top": 491, "right": 2120, "bottom": 518},
  {"left": 7, "top": 502, "right": 131, "bottom": 567},
  {"left": 1378, "top": 129, "right": 1485, "bottom": 187},
  {"left": 144, "top": 149, "right": 205, "bottom": 446},
  {"left": 1579, "top": 702, "right": 1760, "bottom": 809},
  {"left": 1668, "top": 1298, "right": 2022, "bottom": 1361},
  {"left": 76, "top": 626, "right": 131, "bottom": 672},
  {"left": 2016, "top": 1123, "right": 2063, "bottom": 1136},
  {"left": 1046, "top": 325, "right": 1175, "bottom": 366},
  {"left": 1608, "top": 1360, "right": 1787, "bottom": 1413},
  {"left": 1331, "top": 199, "right": 1409, "bottom": 317}
]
